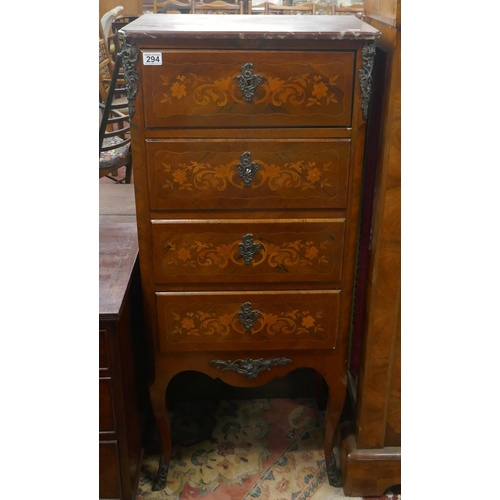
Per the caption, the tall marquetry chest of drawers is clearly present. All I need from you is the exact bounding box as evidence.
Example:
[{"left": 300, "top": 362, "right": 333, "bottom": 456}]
[{"left": 120, "top": 14, "right": 380, "bottom": 489}]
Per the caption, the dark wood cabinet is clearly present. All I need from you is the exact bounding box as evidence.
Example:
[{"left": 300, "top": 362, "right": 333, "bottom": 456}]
[
  {"left": 120, "top": 15, "right": 380, "bottom": 490},
  {"left": 99, "top": 187, "right": 145, "bottom": 500}
]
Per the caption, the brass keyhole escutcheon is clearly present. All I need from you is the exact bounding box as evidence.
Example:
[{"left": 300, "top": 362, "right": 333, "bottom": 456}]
[
  {"left": 236, "top": 152, "right": 260, "bottom": 187},
  {"left": 235, "top": 62, "right": 265, "bottom": 102},
  {"left": 239, "top": 234, "right": 262, "bottom": 265},
  {"left": 238, "top": 302, "right": 260, "bottom": 331}
]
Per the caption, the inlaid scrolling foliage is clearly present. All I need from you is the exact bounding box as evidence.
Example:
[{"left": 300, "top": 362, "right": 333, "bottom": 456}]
[
  {"left": 168, "top": 305, "right": 326, "bottom": 341},
  {"left": 160, "top": 157, "right": 334, "bottom": 193},
  {"left": 159, "top": 71, "right": 341, "bottom": 108},
  {"left": 162, "top": 237, "right": 330, "bottom": 272}
]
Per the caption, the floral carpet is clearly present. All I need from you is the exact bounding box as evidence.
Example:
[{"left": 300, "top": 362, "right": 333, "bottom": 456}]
[{"left": 136, "top": 398, "right": 400, "bottom": 500}]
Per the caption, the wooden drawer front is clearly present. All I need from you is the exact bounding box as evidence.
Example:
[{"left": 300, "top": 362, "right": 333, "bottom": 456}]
[
  {"left": 99, "top": 440, "right": 121, "bottom": 499},
  {"left": 99, "top": 378, "right": 115, "bottom": 433},
  {"left": 147, "top": 139, "right": 350, "bottom": 211},
  {"left": 142, "top": 50, "right": 354, "bottom": 128},
  {"left": 156, "top": 290, "right": 340, "bottom": 352},
  {"left": 151, "top": 219, "right": 345, "bottom": 284},
  {"left": 99, "top": 329, "right": 110, "bottom": 373}
]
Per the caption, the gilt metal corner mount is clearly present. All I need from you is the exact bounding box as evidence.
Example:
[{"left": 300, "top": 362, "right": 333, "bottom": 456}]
[
  {"left": 119, "top": 34, "right": 139, "bottom": 118},
  {"left": 359, "top": 42, "right": 376, "bottom": 120}
]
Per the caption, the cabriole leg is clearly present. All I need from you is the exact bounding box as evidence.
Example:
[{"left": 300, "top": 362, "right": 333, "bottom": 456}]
[
  {"left": 323, "top": 377, "right": 346, "bottom": 487},
  {"left": 152, "top": 453, "right": 169, "bottom": 491},
  {"left": 149, "top": 373, "right": 172, "bottom": 490}
]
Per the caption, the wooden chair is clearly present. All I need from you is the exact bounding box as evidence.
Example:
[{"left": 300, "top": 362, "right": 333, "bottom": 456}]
[
  {"left": 99, "top": 38, "right": 127, "bottom": 112},
  {"left": 266, "top": 2, "right": 316, "bottom": 14},
  {"left": 101, "top": 6, "right": 123, "bottom": 44},
  {"left": 332, "top": 3, "right": 364, "bottom": 19},
  {"left": 192, "top": 0, "right": 244, "bottom": 14},
  {"left": 154, "top": 0, "right": 192, "bottom": 13},
  {"left": 314, "top": 2, "right": 332, "bottom": 14},
  {"left": 110, "top": 15, "right": 140, "bottom": 53},
  {"left": 249, "top": 0, "right": 282, "bottom": 14},
  {"left": 100, "top": 6, "right": 124, "bottom": 57},
  {"left": 99, "top": 52, "right": 132, "bottom": 184},
  {"left": 99, "top": 38, "right": 114, "bottom": 100}
]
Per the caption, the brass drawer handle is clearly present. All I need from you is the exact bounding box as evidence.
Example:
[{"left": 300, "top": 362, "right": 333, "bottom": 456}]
[
  {"left": 209, "top": 357, "right": 293, "bottom": 380},
  {"left": 239, "top": 234, "right": 262, "bottom": 265},
  {"left": 238, "top": 302, "right": 260, "bottom": 331},
  {"left": 235, "top": 63, "right": 264, "bottom": 102},
  {"left": 237, "top": 151, "right": 260, "bottom": 187}
]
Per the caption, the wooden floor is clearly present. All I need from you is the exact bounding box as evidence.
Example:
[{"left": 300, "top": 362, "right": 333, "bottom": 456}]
[
  {"left": 99, "top": 165, "right": 133, "bottom": 184},
  {"left": 99, "top": 183, "right": 137, "bottom": 221}
]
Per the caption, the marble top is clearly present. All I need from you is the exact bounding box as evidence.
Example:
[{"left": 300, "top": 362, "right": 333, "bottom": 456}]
[{"left": 121, "top": 14, "right": 381, "bottom": 40}]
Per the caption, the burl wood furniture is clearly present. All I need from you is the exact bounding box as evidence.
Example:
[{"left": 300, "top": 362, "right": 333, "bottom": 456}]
[
  {"left": 340, "top": 0, "right": 401, "bottom": 496},
  {"left": 119, "top": 15, "right": 380, "bottom": 490},
  {"left": 99, "top": 185, "right": 145, "bottom": 500}
]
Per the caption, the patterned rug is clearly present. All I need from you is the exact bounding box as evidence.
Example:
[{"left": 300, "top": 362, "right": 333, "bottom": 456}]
[{"left": 137, "top": 398, "right": 400, "bottom": 500}]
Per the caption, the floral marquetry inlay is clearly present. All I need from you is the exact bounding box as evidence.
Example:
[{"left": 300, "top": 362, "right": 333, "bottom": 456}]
[
  {"left": 162, "top": 237, "right": 331, "bottom": 272},
  {"left": 152, "top": 222, "right": 345, "bottom": 283},
  {"left": 167, "top": 304, "right": 327, "bottom": 343},
  {"left": 159, "top": 157, "right": 336, "bottom": 194},
  {"left": 159, "top": 71, "right": 341, "bottom": 109},
  {"left": 145, "top": 52, "right": 355, "bottom": 127},
  {"left": 147, "top": 141, "right": 350, "bottom": 211}
]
